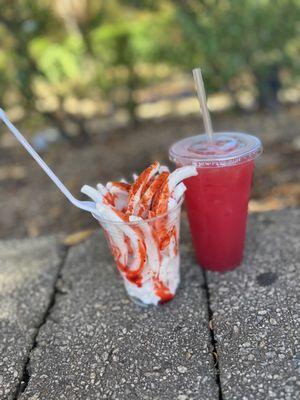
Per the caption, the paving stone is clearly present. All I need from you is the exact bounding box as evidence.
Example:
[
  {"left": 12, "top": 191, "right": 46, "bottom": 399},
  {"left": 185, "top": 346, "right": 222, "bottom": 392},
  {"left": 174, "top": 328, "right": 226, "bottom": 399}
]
[
  {"left": 207, "top": 209, "right": 300, "bottom": 400},
  {"left": 0, "top": 236, "right": 65, "bottom": 400},
  {"left": 20, "top": 225, "right": 218, "bottom": 400}
]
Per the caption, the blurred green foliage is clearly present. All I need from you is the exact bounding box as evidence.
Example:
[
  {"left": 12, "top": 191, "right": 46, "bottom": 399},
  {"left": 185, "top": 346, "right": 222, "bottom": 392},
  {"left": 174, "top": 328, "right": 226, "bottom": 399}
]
[
  {"left": 0, "top": 0, "right": 299, "bottom": 139},
  {"left": 173, "top": 0, "right": 300, "bottom": 107}
]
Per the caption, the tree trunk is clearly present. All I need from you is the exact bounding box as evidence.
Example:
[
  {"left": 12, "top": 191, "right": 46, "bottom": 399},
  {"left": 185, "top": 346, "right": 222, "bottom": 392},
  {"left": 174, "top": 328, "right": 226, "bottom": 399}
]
[{"left": 256, "top": 65, "right": 281, "bottom": 111}]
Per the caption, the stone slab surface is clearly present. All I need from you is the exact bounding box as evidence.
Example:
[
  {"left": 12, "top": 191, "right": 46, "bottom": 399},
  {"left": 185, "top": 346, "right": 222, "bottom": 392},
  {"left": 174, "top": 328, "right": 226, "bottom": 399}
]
[
  {"left": 20, "top": 226, "right": 218, "bottom": 400},
  {"left": 0, "top": 236, "right": 65, "bottom": 400},
  {"left": 207, "top": 209, "right": 300, "bottom": 400}
]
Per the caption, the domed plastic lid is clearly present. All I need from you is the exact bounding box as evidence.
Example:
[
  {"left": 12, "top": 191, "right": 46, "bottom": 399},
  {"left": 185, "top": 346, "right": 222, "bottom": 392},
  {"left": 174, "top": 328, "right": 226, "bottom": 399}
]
[{"left": 169, "top": 132, "right": 263, "bottom": 168}]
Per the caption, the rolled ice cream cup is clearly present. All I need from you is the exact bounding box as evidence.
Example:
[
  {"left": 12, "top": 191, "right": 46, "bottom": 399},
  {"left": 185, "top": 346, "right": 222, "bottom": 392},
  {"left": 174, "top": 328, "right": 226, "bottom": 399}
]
[{"left": 94, "top": 198, "right": 183, "bottom": 306}]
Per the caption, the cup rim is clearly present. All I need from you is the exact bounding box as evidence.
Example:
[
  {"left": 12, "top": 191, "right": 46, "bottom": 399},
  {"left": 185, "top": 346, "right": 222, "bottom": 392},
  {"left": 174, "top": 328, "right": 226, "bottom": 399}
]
[
  {"left": 92, "top": 196, "right": 184, "bottom": 225},
  {"left": 169, "top": 131, "right": 263, "bottom": 168}
]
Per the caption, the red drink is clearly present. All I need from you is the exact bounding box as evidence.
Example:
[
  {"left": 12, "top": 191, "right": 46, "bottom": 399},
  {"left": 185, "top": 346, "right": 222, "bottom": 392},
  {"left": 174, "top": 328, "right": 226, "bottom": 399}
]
[
  {"left": 170, "top": 132, "right": 262, "bottom": 272},
  {"left": 184, "top": 161, "right": 254, "bottom": 271}
]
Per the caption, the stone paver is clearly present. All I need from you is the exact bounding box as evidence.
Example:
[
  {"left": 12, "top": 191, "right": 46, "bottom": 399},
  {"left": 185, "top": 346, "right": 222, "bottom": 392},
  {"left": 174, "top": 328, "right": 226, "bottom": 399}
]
[
  {"left": 2, "top": 209, "right": 300, "bottom": 400},
  {"left": 0, "top": 236, "right": 65, "bottom": 400},
  {"left": 207, "top": 209, "right": 300, "bottom": 400},
  {"left": 20, "top": 226, "right": 218, "bottom": 400}
]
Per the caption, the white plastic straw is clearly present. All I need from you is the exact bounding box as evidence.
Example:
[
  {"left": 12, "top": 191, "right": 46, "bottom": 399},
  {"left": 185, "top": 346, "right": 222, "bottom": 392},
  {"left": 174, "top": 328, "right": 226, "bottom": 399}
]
[
  {"left": 0, "top": 108, "right": 98, "bottom": 215},
  {"left": 192, "top": 68, "right": 214, "bottom": 143}
]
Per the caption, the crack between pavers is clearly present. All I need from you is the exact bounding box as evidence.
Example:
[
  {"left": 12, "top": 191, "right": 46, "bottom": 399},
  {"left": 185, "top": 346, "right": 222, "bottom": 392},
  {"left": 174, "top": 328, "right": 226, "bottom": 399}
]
[
  {"left": 202, "top": 270, "right": 224, "bottom": 400},
  {"left": 12, "top": 245, "right": 70, "bottom": 400},
  {"left": 100, "top": 347, "right": 115, "bottom": 382}
]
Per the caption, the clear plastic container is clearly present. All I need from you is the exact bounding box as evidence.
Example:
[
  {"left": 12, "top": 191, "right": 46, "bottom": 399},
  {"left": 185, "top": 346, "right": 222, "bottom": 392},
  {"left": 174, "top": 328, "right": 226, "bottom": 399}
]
[
  {"left": 169, "top": 132, "right": 263, "bottom": 272},
  {"left": 169, "top": 132, "right": 262, "bottom": 168},
  {"left": 95, "top": 199, "right": 183, "bottom": 306}
]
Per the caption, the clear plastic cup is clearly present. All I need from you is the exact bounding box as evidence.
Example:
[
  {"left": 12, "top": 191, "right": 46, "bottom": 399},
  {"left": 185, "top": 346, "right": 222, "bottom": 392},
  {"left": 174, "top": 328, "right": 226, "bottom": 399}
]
[
  {"left": 169, "top": 132, "right": 263, "bottom": 272},
  {"left": 94, "top": 198, "right": 183, "bottom": 306}
]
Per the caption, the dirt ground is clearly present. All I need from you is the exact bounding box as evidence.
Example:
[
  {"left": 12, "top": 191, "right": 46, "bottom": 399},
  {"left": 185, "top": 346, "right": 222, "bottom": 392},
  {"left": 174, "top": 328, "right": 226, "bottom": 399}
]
[{"left": 0, "top": 105, "right": 299, "bottom": 239}]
